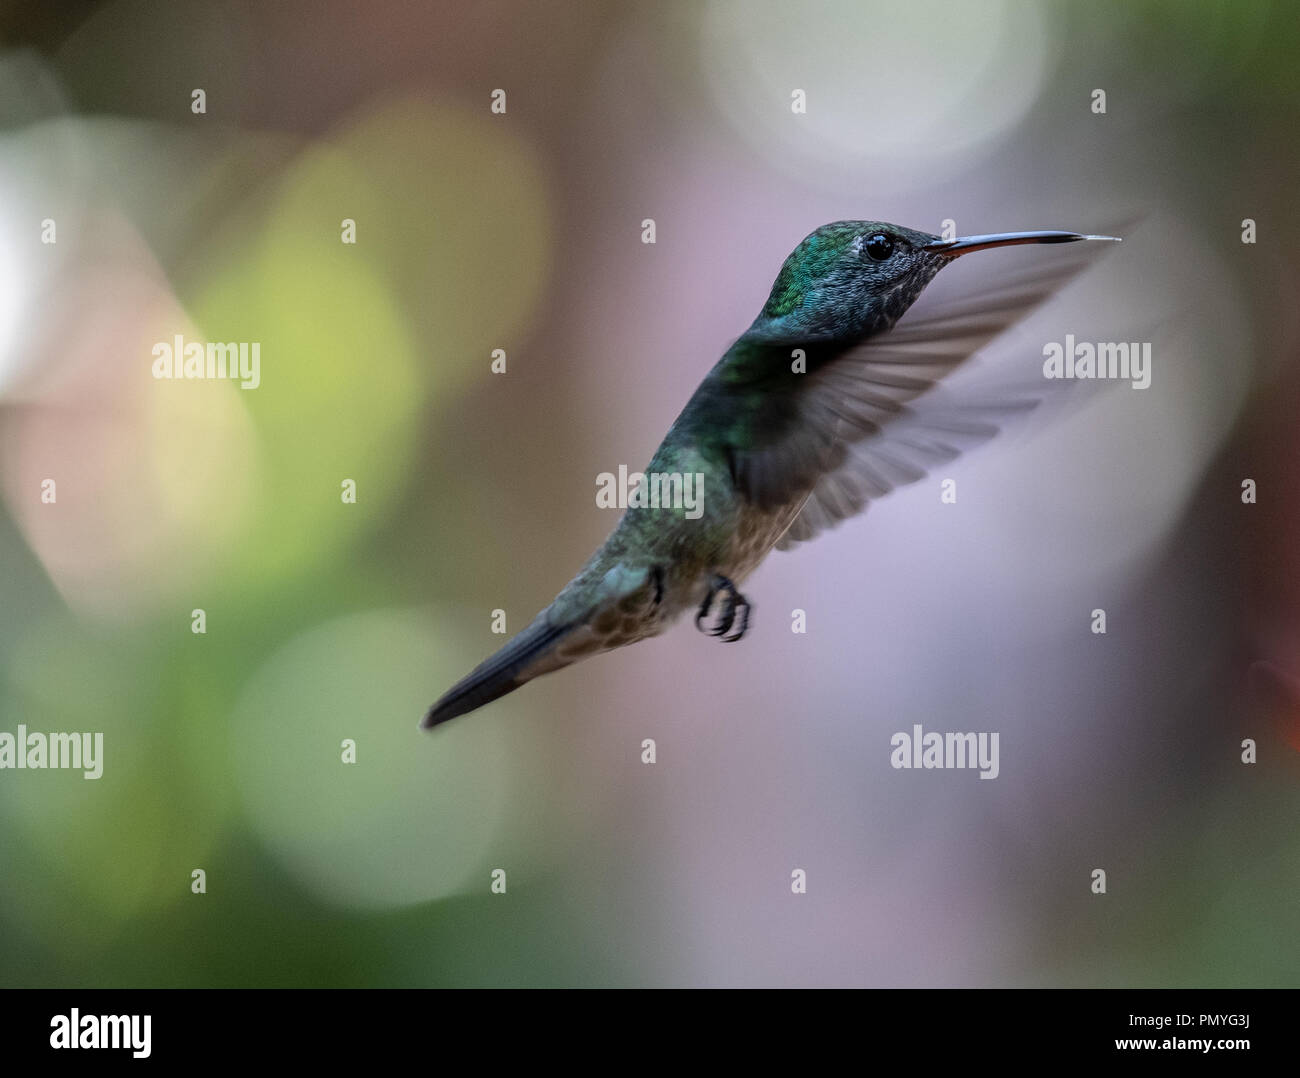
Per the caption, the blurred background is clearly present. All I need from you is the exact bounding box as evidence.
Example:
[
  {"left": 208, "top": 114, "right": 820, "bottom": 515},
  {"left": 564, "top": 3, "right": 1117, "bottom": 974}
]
[{"left": 0, "top": 0, "right": 1297, "bottom": 987}]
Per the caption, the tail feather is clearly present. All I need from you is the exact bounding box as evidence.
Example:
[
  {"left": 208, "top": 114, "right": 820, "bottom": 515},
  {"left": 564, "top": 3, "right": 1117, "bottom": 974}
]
[{"left": 421, "top": 614, "right": 574, "bottom": 729}]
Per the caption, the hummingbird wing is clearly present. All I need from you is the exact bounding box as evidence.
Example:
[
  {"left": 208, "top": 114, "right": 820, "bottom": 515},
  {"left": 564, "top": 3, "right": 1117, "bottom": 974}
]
[
  {"left": 773, "top": 383, "right": 1038, "bottom": 550},
  {"left": 721, "top": 242, "right": 1112, "bottom": 549}
]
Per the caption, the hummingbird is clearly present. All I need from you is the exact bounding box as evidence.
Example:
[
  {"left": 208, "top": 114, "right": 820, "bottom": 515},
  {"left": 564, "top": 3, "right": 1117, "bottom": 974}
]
[{"left": 422, "top": 222, "right": 1119, "bottom": 728}]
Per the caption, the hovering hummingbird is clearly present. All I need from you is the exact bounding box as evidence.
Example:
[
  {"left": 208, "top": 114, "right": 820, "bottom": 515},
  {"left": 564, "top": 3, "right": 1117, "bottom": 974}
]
[{"left": 422, "top": 222, "right": 1119, "bottom": 728}]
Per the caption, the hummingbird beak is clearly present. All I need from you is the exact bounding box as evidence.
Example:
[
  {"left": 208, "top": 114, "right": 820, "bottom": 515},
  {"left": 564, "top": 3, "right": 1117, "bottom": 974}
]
[{"left": 924, "top": 230, "right": 1121, "bottom": 258}]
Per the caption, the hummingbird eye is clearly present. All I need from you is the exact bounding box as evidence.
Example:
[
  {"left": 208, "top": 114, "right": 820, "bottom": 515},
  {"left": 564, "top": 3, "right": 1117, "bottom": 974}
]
[{"left": 864, "top": 232, "right": 894, "bottom": 261}]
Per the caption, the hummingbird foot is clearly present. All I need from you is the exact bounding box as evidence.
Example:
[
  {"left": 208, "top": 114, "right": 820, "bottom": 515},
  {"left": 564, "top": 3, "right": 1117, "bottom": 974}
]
[{"left": 694, "top": 575, "right": 751, "bottom": 642}]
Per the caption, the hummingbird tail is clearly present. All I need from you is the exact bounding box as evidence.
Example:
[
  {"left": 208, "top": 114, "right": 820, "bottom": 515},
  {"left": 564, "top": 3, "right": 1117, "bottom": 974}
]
[{"left": 420, "top": 613, "right": 576, "bottom": 729}]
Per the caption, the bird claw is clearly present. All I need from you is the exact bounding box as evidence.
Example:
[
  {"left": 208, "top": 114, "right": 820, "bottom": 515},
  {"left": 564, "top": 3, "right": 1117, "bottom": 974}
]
[{"left": 695, "top": 575, "right": 751, "bottom": 642}]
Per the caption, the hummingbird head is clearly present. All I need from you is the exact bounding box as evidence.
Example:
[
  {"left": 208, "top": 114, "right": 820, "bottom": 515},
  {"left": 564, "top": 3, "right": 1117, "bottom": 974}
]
[
  {"left": 752, "top": 220, "right": 946, "bottom": 342},
  {"left": 750, "top": 221, "right": 1119, "bottom": 343}
]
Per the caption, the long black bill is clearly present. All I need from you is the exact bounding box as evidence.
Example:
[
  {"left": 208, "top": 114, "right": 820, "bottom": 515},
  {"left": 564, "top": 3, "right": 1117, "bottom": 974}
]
[{"left": 925, "top": 230, "right": 1121, "bottom": 257}]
